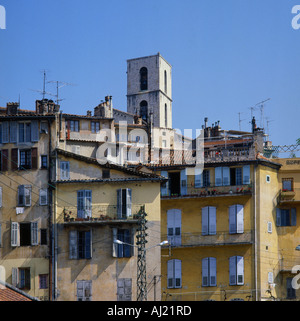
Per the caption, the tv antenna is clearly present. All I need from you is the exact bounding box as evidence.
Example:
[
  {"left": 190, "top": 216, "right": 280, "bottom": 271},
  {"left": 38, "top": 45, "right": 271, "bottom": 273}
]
[
  {"left": 47, "top": 80, "right": 75, "bottom": 105},
  {"left": 29, "top": 69, "right": 53, "bottom": 99},
  {"left": 238, "top": 112, "right": 246, "bottom": 131},
  {"left": 265, "top": 117, "right": 274, "bottom": 140},
  {"left": 255, "top": 98, "right": 270, "bottom": 129}
]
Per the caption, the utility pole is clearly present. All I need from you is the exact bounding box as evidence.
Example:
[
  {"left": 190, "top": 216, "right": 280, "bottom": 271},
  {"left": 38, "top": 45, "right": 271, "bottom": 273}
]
[{"left": 136, "top": 205, "right": 148, "bottom": 301}]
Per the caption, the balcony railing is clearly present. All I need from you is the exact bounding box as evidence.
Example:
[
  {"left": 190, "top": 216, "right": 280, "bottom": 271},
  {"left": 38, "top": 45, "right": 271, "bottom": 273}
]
[
  {"left": 162, "top": 183, "right": 252, "bottom": 199},
  {"left": 204, "top": 146, "right": 256, "bottom": 163},
  {"left": 61, "top": 204, "right": 144, "bottom": 223},
  {"left": 162, "top": 230, "right": 253, "bottom": 248},
  {"left": 278, "top": 188, "right": 300, "bottom": 203}
]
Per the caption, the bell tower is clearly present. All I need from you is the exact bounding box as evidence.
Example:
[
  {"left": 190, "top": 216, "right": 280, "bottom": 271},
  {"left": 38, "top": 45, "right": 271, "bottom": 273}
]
[{"left": 126, "top": 53, "right": 172, "bottom": 128}]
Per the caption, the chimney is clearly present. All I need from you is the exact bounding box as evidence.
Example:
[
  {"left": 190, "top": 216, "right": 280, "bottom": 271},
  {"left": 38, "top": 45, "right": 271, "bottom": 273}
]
[
  {"left": 6, "top": 102, "right": 19, "bottom": 115},
  {"left": 87, "top": 110, "right": 92, "bottom": 117}
]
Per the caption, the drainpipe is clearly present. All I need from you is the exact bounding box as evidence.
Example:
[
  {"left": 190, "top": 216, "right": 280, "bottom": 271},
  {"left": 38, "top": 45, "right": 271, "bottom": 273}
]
[
  {"left": 48, "top": 119, "right": 53, "bottom": 301},
  {"left": 254, "top": 163, "right": 258, "bottom": 301}
]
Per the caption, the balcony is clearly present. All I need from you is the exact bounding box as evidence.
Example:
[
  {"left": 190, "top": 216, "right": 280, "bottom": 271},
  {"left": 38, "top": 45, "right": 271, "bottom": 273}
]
[
  {"left": 204, "top": 146, "right": 256, "bottom": 163},
  {"left": 278, "top": 188, "right": 300, "bottom": 204},
  {"left": 161, "top": 183, "right": 252, "bottom": 200},
  {"left": 61, "top": 204, "right": 144, "bottom": 224},
  {"left": 162, "top": 230, "right": 253, "bottom": 248}
]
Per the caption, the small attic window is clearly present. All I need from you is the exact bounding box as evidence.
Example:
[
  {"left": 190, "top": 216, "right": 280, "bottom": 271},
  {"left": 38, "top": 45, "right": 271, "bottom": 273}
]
[
  {"left": 266, "top": 175, "right": 271, "bottom": 183},
  {"left": 103, "top": 169, "right": 110, "bottom": 179}
]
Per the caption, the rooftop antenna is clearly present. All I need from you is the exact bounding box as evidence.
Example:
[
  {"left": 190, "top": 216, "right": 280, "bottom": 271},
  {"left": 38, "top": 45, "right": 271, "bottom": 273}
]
[
  {"left": 238, "top": 112, "right": 246, "bottom": 131},
  {"left": 29, "top": 69, "right": 53, "bottom": 99},
  {"left": 265, "top": 117, "right": 274, "bottom": 140},
  {"left": 255, "top": 98, "right": 270, "bottom": 129},
  {"left": 47, "top": 80, "right": 76, "bottom": 105}
]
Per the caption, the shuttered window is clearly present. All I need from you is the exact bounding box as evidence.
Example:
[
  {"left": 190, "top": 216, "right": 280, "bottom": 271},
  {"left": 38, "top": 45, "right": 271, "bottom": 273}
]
[
  {"left": 167, "top": 209, "right": 181, "bottom": 246},
  {"left": 77, "top": 190, "right": 92, "bottom": 218},
  {"left": 229, "top": 205, "right": 244, "bottom": 234},
  {"left": 117, "top": 188, "right": 132, "bottom": 219},
  {"left": 2, "top": 122, "right": 9, "bottom": 143},
  {"left": 202, "top": 257, "right": 217, "bottom": 287},
  {"left": 229, "top": 256, "right": 244, "bottom": 285},
  {"left": 0, "top": 149, "right": 8, "bottom": 171},
  {"left": 202, "top": 206, "right": 216, "bottom": 235},
  {"left": 11, "top": 222, "right": 19, "bottom": 247},
  {"left": 215, "top": 167, "right": 230, "bottom": 186},
  {"left": 60, "top": 161, "right": 70, "bottom": 180},
  {"left": 9, "top": 121, "right": 18, "bottom": 143},
  {"left": 18, "top": 185, "right": 32, "bottom": 207},
  {"left": 77, "top": 280, "right": 92, "bottom": 301},
  {"left": 276, "top": 208, "right": 297, "bottom": 227},
  {"left": 39, "top": 189, "right": 48, "bottom": 206},
  {"left": 167, "top": 259, "right": 182, "bottom": 289},
  {"left": 69, "top": 230, "right": 92, "bottom": 259},
  {"left": 117, "top": 278, "right": 132, "bottom": 301}
]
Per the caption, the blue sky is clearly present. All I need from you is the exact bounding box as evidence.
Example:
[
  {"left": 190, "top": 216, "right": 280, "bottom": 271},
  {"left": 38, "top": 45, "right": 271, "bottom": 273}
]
[{"left": 0, "top": 0, "right": 299, "bottom": 149}]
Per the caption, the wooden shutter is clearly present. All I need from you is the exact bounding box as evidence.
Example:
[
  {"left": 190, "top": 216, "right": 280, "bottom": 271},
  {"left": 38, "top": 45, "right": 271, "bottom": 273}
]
[
  {"left": 31, "top": 148, "right": 38, "bottom": 170},
  {"left": 291, "top": 208, "right": 297, "bottom": 226},
  {"left": 60, "top": 161, "right": 70, "bottom": 180},
  {"left": 77, "top": 190, "right": 84, "bottom": 218},
  {"left": 2, "top": 122, "right": 9, "bottom": 143},
  {"left": 11, "top": 222, "right": 19, "bottom": 247},
  {"left": 209, "top": 257, "right": 217, "bottom": 286},
  {"left": 24, "top": 185, "right": 32, "bottom": 206},
  {"left": 276, "top": 208, "right": 281, "bottom": 226},
  {"left": 202, "top": 257, "right": 209, "bottom": 286},
  {"left": 18, "top": 185, "right": 25, "bottom": 206},
  {"left": 117, "top": 189, "right": 122, "bottom": 219},
  {"left": 215, "top": 167, "right": 222, "bottom": 186},
  {"left": 167, "top": 209, "right": 181, "bottom": 246},
  {"left": 69, "top": 230, "right": 78, "bottom": 259},
  {"left": 208, "top": 206, "right": 216, "bottom": 235},
  {"left": 1, "top": 149, "right": 8, "bottom": 171},
  {"left": 85, "top": 230, "right": 92, "bottom": 259},
  {"left": 229, "top": 256, "right": 236, "bottom": 285},
  {"left": 222, "top": 167, "right": 230, "bottom": 186},
  {"left": 126, "top": 189, "right": 132, "bottom": 217},
  {"left": 11, "top": 148, "right": 18, "bottom": 170},
  {"left": 180, "top": 169, "right": 187, "bottom": 195},
  {"left": 12, "top": 268, "right": 18, "bottom": 287},
  {"left": 160, "top": 171, "right": 169, "bottom": 196},
  {"left": 243, "top": 165, "right": 250, "bottom": 184},
  {"left": 31, "top": 221, "right": 38, "bottom": 245},
  {"left": 10, "top": 121, "right": 17, "bottom": 143},
  {"left": 167, "top": 260, "right": 174, "bottom": 288},
  {"left": 236, "top": 256, "right": 244, "bottom": 285},
  {"left": 229, "top": 205, "right": 237, "bottom": 234},
  {"left": 202, "top": 206, "right": 209, "bottom": 235},
  {"left": 31, "top": 120, "right": 39, "bottom": 142},
  {"left": 174, "top": 259, "right": 182, "bottom": 288},
  {"left": 112, "top": 228, "right": 118, "bottom": 257},
  {"left": 236, "top": 205, "right": 244, "bottom": 233},
  {"left": 39, "top": 189, "right": 48, "bottom": 206},
  {"left": 84, "top": 190, "right": 92, "bottom": 218}
]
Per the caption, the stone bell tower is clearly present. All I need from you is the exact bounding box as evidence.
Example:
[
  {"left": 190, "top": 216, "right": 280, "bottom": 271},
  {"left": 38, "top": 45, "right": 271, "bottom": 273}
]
[{"left": 126, "top": 53, "right": 172, "bottom": 129}]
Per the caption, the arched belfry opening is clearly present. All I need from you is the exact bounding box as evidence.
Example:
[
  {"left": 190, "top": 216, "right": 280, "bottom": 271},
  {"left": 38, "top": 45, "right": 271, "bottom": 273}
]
[
  {"left": 140, "top": 100, "right": 148, "bottom": 122},
  {"left": 140, "top": 67, "right": 148, "bottom": 91}
]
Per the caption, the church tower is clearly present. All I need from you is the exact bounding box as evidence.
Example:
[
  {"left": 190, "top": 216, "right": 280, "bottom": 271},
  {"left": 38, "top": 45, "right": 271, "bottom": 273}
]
[{"left": 126, "top": 53, "right": 172, "bottom": 128}]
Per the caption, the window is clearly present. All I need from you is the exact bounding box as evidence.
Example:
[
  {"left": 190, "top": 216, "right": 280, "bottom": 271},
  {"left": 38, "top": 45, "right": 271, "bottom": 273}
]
[
  {"left": 40, "top": 229, "right": 47, "bottom": 245},
  {"left": 167, "top": 209, "right": 181, "bottom": 246},
  {"left": 70, "top": 120, "right": 79, "bottom": 132},
  {"left": 117, "top": 188, "right": 132, "bottom": 219},
  {"left": 215, "top": 167, "right": 230, "bottom": 186},
  {"left": 39, "top": 274, "right": 48, "bottom": 289},
  {"left": 77, "top": 280, "right": 92, "bottom": 301},
  {"left": 77, "top": 190, "right": 92, "bottom": 218},
  {"left": 167, "top": 259, "right": 182, "bottom": 288},
  {"left": 164, "top": 70, "right": 167, "bottom": 94},
  {"left": 41, "top": 155, "right": 48, "bottom": 169},
  {"left": 203, "top": 170, "right": 210, "bottom": 187},
  {"left": 12, "top": 268, "right": 30, "bottom": 289},
  {"left": 102, "top": 169, "right": 110, "bottom": 179},
  {"left": 140, "top": 67, "right": 148, "bottom": 91},
  {"left": 117, "top": 278, "right": 132, "bottom": 301},
  {"left": 19, "top": 149, "right": 32, "bottom": 169},
  {"left": 60, "top": 161, "right": 70, "bottom": 180},
  {"left": 282, "top": 178, "right": 293, "bottom": 191},
  {"left": 91, "top": 121, "right": 100, "bottom": 133},
  {"left": 160, "top": 171, "right": 169, "bottom": 196},
  {"left": 11, "top": 221, "right": 38, "bottom": 247},
  {"left": 229, "top": 204, "right": 244, "bottom": 234},
  {"left": 287, "top": 278, "right": 296, "bottom": 299},
  {"left": 229, "top": 256, "right": 244, "bottom": 285},
  {"left": 18, "top": 122, "right": 32, "bottom": 143},
  {"left": 215, "top": 165, "right": 250, "bottom": 186},
  {"left": 202, "top": 257, "right": 217, "bottom": 287},
  {"left": 195, "top": 169, "right": 210, "bottom": 188},
  {"left": 140, "top": 101, "right": 148, "bottom": 122},
  {"left": 112, "top": 228, "right": 133, "bottom": 258},
  {"left": 165, "top": 103, "right": 168, "bottom": 128},
  {"left": 39, "top": 189, "right": 48, "bottom": 206},
  {"left": 230, "top": 167, "right": 242, "bottom": 186},
  {"left": 18, "top": 185, "right": 32, "bottom": 207},
  {"left": 266, "top": 175, "right": 271, "bottom": 183},
  {"left": 69, "top": 230, "right": 92, "bottom": 259},
  {"left": 202, "top": 206, "right": 216, "bottom": 235},
  {"left": 276, "top": 208, "right": 297, "bottom": 227}
]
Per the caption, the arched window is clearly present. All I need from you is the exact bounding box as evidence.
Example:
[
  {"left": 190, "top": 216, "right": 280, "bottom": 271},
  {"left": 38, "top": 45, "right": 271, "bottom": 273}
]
[
  {"left": 140, "top": 67, "right": 148, "bottom": 91},
  {"left": 165, "top": 103, "right": 168, "bottom": 128},
  {"left": 164, "top": 70, "right": 167, "bottom": 93},
  {"left": 140, "top": 101, "right": 148, "bottom": 122}
]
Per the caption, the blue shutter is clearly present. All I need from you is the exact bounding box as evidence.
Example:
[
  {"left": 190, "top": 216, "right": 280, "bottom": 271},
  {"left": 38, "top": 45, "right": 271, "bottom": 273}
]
[
  {"left": 208, "top": 206, "right": 216, "bottom": 235},
  {"left": 236, "top": 205, "right": 244, "bottom": 233},
  {"left": 215, "top": 167, "right": 222, "bottom": 186},
  {"left": 291, "top": 208, "right": 297, "bottom": 226},
  {"left": 161, "top": 171, "right": 169, "bottom": 196},
  {"left": 10, "top": 122, "right": 17, "bottom": 143},
  {"left": 223, "top": 167, "right": 230, "bottom": 186},
  {"left": 243, "top": 165, "right": 250, "bottom": 184},
  {"left": 202, "top": 207, "right": 209, "bottom": 235},
  {"left": 2, "top": 122, "right": 9, "bottom": 143},
  {"left": 194, "top": 167, "right": 202, "bottom": 188},
  {"left": 126, "top": 189, "right": 132, "bottom": 217},
  {"left": 180, "top": 169, "right": 187, "bottom": 195},
  {"left": 229, "top": 256, "right": 236, "bottom": 285},
  {"left": 229, "top": 205, "right": 236, "bottom": 234},
  {"left": 167, "top": 260, "right": 174, "bottom": 288},
  {"left": 210, "top": 257, "right": 217, "bottom": 286},
  {"left": 31, "top": 120, "right": 39, "bottom": 142},
  {"left": 117, "top": 189, "right": 122, "bottom": 219},
  {"left": 85, "top": 230, "right": 92, "bottom": 259},
  {"left": 276, "top": 208, "right": 281, "bottom": 226},
  {"left": 236, "top": 256, "right": 244, "bottom": 285},
  {"left": 202, "top": 257, "right": 209, "bottom": 286},
  {"left": 77, "top": 190, "right": 84, "bottom": 218}
]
